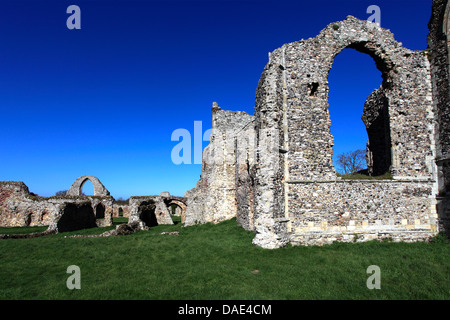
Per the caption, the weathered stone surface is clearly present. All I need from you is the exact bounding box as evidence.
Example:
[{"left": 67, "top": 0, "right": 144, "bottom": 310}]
[
  {"left": 66, "top": 175, "right": 110, "bottom": 196},
  {"left": 112, "top": 203, "right": 130, "bottom": 217},
  {"left": 128, "top": 195, "right": 186, "bottom": 228},
  {"left": 0, "top": 180, "right": 114, "bottom": 233},
  {"left": 428, "top": 0, "right": 450, "bottom": 237},
  {"left": 184, "top": 102, "right": 255, "bottom": 226},
  {"left": 0, "top": 181, "right": 54, "bottom": 227},
  {"left": 185, "top": 7, "right": 449, "bottom": 248}
]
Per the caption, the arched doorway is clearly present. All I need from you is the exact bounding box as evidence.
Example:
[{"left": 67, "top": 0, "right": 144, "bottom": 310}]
[
  {"left": 138, "top": 200, "right": 158, "bottom": 227},
  {"left": 165, "top": 199, "right": 187, "bottom": 224},
  {"left": 56, "top": 203, "right": 96, "bottom": 232},
  {"left": 95, "top": 203, "right": 105, "bottom": 219}
]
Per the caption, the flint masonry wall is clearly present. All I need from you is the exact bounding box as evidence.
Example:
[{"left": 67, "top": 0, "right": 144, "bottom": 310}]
[
  {"left": 185, "top": 13, "right": 444, "bottom": 248},
  {"left": 251, "top": 16, "right": 438, "bottom": 248},
  {"left": 288, "top": 180, "right": 436, "bottom": 246},
  {"left": 362, "top": 86, "right": 392, "bottom": 176},
  {"left": 184, "top": 103, "right": 255, "bottom": 226},
  {"left": 0, "top": 181, "right": 55, "bottom": 227},
  {"left": 428, "top": 0, "right": 450, "bottom": 235},
  {"left": 0, "top": 181, "right": 114, "bottom": 230},
  {"left": 128, "top": 193, "right": 186, "bottom": 228}
]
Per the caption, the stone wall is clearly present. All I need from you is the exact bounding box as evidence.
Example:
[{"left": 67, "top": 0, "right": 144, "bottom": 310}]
[
  {"left": 66, "top": 175, "right": 110, "bottom": 197},
  {"left": 288, "top": 180, "right": 436, "bottom": 245},
  {"left": 112, "top": 204, "right": 130, "bottom": 217},
  {"left": 362, "top": 86, "right": 392, "bottom": 176},
  {"left": 186, "top": 11, "right": 445, "bottom": 248},
  {"left": 0, "top": 181, "right": 114, "bottom": 231},
  {"left": 1, "top": 180, "right": 184, "bottom": 234},
  {"left": 428, "top": 0, "right": 450, "bottom": 235},
  {"left": 128, "top": 195, "right": 180, "bottom": 228},
  {"left": 248, "top": 16, "right": 439, "bottom": 248},
  {"left": 184, "top": 103, "right": 254, "bottom": 226},
  {"left": 0, "top": 181, "right": 55, "bottom": 227},
  {"left": 235, "top": 121, "right": 256, "bottom": 231}
]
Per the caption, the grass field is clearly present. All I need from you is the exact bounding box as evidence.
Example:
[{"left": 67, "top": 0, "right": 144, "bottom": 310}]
[{"left": 0, "top": 218, "right": 448, "bottom": 300}]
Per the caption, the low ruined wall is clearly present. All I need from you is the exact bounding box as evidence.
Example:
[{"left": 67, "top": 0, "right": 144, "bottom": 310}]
[
  {"left": 128, "top": 196, "right": 174, "bottom": 228},
  {"left": 0, "top": 181, "right": 114, "bottom": 230},
  {"left": 0, "top": 181, "right": 56, "bottom": 227},
  {"left": 287, "top": 180, "right": 437, "bottom": 245}
]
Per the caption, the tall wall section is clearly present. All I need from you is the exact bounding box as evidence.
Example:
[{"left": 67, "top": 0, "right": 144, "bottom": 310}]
[
  {"left": 428, "top": 0, "right": 450, "bottom": 235},
  {"left": 184, "top": 103, "right": 255, "bottom": 226},
  {"left": 251, "top": 16, "right": 439, "bottom": 248}
]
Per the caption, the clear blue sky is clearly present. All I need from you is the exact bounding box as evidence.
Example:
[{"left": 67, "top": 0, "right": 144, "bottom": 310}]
[{"left": 0, "top": 0, "right": 432, "bottom": 198}]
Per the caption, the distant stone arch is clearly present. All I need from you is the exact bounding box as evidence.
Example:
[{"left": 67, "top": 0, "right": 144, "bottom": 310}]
[
  {"left": 166, "top": 199, "right": 187, "bottom": 222},
  {"left": 66, "top": 175, "right": 110, "bottom": 197}
]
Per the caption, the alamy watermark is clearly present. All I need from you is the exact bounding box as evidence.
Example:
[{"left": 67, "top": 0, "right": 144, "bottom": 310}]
[
  {"left": 366, "top": 265, "right": 381, "bottom": 290},
  {"left": 171, "top": 121, "right": 211, "bottom": 165},
  {"left": 66, "top": 265, "right": 81, "bottom": 290},
  {"left": 67, "top": 5, "right": 81, "bottom": 30},
  {"left": 367, "top": 5, "right": 381, "bottom": 26},
  {"left": 170, "top": 121, "right": 280, "bottom": 172}
]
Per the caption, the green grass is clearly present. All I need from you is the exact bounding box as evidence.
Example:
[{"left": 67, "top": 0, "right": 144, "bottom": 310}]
[
  {"left": 0, "top": 218, "right": 448, "bottom": 300},
  {"left": 171, "top": 215, "right": 182, "bottom": 225}
]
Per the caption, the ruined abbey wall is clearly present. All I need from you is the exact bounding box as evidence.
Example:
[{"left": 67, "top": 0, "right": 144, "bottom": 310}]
[
  {"left": 0, "top": 181, "right": 114, "bottom": 230},
  {"left": 252, "top": 16, "right": 438, "bottom": 248},
  {"left": 185, "top": 7, "right": 448, "bottom": 248},
  {"left": 184, "top": 103, "right": 254, "bottom": 226},
  {"left": 0, "top": 172, "right": 186, "bottom": 236},
  {"left": 428, "top": 0, "right": 450, "bottom": 235}
]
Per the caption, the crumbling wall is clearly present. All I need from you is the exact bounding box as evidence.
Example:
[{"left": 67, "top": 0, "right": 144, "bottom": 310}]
[
  {"left": 288, "top": 180, "right": 436, "bottom": 246},
  {"left": 184, "top": 103, "right": 255, "bottom": 226},
  {"left": 112, "top": 204, "right": 130, "bottom": 217},
  {"left": 251, "top": 16, "right": 437, "bottom": 248},
  {"left": 0, "top": 181, "right": 114, "bottom": 232},
  {"left": 0, "top": 181, "right": 58, "bottom": 227},
  {"left": 235, "top": 121, "right": 256, "bottom": 231},
  {"left": 187, "top": 14, "right": 441, "bottom": 249},
  {"left": 66, "top": 175, "right": 110, "bottom": 197},
  {"left": 362, "top": 86, "right": 392, "bottom": 176},
  {"left": 128, "top": 195, "right": 177, "bottom": 228},
  {"left": 428, "top": 0, "right": 450, "bottom": 235}
]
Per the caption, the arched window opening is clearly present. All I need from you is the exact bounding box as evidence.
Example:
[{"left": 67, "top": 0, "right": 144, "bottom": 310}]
[
  {"left": 95, "top": 203, "right": 105, "bottom": 219},
  {"left": 169, "top": 203, "right": 182, "bottom": 224},
  {"left": 328, "top": 48, "right": 390, "bottom": 176},
  {"left": 80, "top": 179, "right": 95, "bottom": 196}
]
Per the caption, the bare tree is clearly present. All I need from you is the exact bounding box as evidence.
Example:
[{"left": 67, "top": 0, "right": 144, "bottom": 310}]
[
  {"left": 55, "top": 190, "right": 68, "bottom": 196},
  {"left": 335, "top": 149, "right": 366, "bottom": 175}
]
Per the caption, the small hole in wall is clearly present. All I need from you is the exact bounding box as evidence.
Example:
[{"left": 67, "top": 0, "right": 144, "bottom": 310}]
[{"left": 308, "top": 82, "right": 319, "bottom": 97}]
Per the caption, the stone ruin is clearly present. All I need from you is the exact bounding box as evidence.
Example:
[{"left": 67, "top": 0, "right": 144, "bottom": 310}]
[
  {"left": 0, "top": 176, "right": 186, "bottom": 236},
  {"left": 0, "top": 0, "right": 448, "bottom": 249},
  {"left": 184, "top": 0, "right": 450, "bottom": 248}
]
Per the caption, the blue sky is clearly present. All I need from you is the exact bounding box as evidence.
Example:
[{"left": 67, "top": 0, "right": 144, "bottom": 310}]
[{"left": 0, "top": 0, "right": 432, "bottom": 198}]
